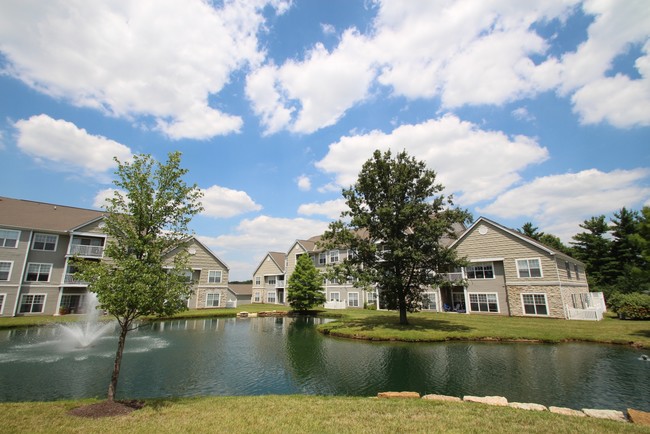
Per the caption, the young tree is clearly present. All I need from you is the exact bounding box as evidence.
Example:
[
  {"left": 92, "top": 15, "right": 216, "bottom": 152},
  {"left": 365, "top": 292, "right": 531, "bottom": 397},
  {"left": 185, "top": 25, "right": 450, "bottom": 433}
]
[
  {"left": 74, "top": 152, "right": 203, "bottom": 401},
  {"left": 518, "top": 222, "right": 543, "bottom": 240},
  {"left": 321, "top": 150, "right": 471, "bottom": 325},
  {"left": 287, "top": 253, "right": 326, "bottom": 312}
]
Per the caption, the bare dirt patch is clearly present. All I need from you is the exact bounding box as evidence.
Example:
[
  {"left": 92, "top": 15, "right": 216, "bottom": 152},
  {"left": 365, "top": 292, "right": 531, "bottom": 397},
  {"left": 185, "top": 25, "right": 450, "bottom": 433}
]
[{"left": 68, "top": 400, "right": 144, "bottom": 418}]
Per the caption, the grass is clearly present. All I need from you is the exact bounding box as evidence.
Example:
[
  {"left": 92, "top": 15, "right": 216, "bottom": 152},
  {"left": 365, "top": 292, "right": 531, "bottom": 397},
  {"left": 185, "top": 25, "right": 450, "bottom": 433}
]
[
  {"left": 317, "top": 309, "right": 650, "bottom": 348},
  {"left": 1, "top": 395, "right": 648, "bottom": 434}
]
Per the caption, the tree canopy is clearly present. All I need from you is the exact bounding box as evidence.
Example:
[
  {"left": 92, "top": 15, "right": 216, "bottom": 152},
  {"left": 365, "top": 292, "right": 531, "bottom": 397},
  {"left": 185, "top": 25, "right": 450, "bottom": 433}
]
[
  {"left": 320, "top": 149, "right": 471, "bottom": 325},
  {"left": 74, "top": 151, "right": 203, "bottom": 401},
  {"left": 287, "top": 253, "right": 326, "bottom": 312}
]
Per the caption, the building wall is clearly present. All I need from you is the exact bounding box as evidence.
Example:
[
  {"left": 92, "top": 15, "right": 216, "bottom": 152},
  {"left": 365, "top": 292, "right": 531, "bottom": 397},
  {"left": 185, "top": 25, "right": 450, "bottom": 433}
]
[{"left": 465, "top": 260, "right": 510, "bottom": 315}]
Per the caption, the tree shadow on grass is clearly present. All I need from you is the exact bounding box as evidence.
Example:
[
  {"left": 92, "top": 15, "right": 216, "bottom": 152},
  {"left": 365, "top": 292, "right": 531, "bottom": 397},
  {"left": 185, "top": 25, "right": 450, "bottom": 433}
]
[
  {"left": 333, "top": 315, "right": 474, "bottom": 333},
  {"left": 631, "top": 328, "right": 650, "bottom": 339}
]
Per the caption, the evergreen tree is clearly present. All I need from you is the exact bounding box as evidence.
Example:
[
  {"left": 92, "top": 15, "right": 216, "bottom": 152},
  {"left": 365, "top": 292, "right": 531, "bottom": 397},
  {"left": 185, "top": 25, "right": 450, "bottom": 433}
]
[
  {"left": 287, "top": 253, "right": 326, "bottom": 312},
  {"left": 609, "top": 207, "right": 643, "bottom": 293},
  {"left": 518, "top": 222, "right": 543, "bottom": 240},
  {"left": 571, "top": 215, "right": 613, "bottom": 290},
  {"left": 629, "top": 206, "right": 650, "bottom": 293},
  {"left": 538, "top": 233, "right": 572, "bottom": 255},
  {"left": 320, "top": 150, "right": 471, "bottom": 325}
]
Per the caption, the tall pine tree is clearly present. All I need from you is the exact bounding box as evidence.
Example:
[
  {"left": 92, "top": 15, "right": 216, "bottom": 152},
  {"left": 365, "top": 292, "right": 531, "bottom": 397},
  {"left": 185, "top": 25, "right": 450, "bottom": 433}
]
[{"left": 571, "top": 215, "right": 614, "bottom": 290}]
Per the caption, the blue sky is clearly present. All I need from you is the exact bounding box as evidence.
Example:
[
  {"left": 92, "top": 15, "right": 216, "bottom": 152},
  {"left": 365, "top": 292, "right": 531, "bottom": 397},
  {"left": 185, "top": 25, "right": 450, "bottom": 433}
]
[{"left": 1, "top": 0, "right": 649, "bottom": 280}]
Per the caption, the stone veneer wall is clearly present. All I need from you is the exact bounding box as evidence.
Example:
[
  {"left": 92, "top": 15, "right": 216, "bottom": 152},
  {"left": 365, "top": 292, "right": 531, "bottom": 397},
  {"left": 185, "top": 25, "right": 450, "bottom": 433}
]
[
  {"left": 507, "top": 285, "right": 565, "bottom": 319},
  {"left": 195, "top": 287, "right": 229, "bottom": 308}
]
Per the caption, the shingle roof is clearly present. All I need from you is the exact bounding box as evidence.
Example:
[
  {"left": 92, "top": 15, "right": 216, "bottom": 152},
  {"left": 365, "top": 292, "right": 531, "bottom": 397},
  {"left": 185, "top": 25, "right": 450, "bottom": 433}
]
[
  {"left": 0, "top": 197, "right": 104, "bottom": 233},
  {"left": 228, "top": 283, "right": 253, "bottom": 296}
]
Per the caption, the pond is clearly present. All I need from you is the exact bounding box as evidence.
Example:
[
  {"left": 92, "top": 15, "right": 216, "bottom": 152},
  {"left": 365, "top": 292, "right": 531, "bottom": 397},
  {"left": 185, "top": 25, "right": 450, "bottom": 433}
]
[{"left": 0, "top": 316, "right": 648, "bottom": 411}]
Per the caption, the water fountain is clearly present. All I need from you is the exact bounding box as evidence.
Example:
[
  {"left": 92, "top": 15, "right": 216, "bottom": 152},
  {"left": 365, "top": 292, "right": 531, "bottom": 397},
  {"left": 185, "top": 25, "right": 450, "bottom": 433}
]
[{"left": 58, "top": 293, "right": 114, "bottom": 348}]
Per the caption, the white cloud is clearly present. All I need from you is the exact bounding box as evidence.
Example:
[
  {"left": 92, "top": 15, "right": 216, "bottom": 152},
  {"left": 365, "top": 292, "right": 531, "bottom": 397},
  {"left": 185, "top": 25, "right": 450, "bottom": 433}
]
[
  {"left": 92, "top": 188, "right": 121, "bottom": 209},
  {"left": 297, "top": 198, "right": 348, "bottom": 219},
  {"left": 201, "top": 185, "right": 262, "bottom": 219},
  {"left": 296, "top": 175, "right": 311, "bottom": 191},
  {"left": 512, "top": 107, "right": 536, "bottom": 122},
  {"left": 478, "top": 168, "right": 650, "bottom": 240},
  {"left": 0, "top": 0, "right": 288, "bottom": 140},
  {"left": 321, "top": 23, "right": 336, "bottom": 35},
  {"left": 14, "top": 114, "right": 132, "bottom": 180},
  {"left": 198, "top": 215, "right": 329, "bottom": 279},
  {"left": 315, "top": 115, "right": 549, "bottom": 205}
]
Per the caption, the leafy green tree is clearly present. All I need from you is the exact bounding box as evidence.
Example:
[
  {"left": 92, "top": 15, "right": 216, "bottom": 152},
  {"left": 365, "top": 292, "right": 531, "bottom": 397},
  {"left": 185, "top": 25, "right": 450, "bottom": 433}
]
[
  {"left": 571, "top": 215, "right": 614, "bottom": 290},
  {"left": 287, "top": 253, "right": 326, "bottom": 311},
  {"left": 321, "top": 150, "right": 471, "bottom": 325},
  {"left": 74, "top": 152, "right": 203, "bottom": 401},
  {"left": 629, "top": 206, "right": 650, "bottom": 293}
]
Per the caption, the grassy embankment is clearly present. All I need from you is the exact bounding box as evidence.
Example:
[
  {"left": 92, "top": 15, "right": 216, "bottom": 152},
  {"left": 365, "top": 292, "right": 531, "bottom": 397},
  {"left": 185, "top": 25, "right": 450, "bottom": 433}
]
[{"left": 1, "top": 395, "right": 648, "bottom": 434}]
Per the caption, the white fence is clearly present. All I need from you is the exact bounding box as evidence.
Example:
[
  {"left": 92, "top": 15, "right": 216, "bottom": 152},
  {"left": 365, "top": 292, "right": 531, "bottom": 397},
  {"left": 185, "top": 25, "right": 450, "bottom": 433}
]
[
  {"left": 566, "top": 292, "right": 606, "bottom": 321},
  {"left": 324, "top": 301, "right": 347, "bottom": 310}
]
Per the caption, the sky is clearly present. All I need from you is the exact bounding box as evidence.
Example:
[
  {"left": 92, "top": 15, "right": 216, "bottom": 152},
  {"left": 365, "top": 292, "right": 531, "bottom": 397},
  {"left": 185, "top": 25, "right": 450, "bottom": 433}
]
[{"left": 0, "top": 0, "right": 649, "bottom": 280}]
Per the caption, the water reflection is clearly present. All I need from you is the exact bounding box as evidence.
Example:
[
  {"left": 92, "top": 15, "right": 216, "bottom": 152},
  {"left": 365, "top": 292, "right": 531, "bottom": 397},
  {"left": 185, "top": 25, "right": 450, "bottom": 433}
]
[{"left": 0, "top": 316, "right": 647, "bottom": 411}]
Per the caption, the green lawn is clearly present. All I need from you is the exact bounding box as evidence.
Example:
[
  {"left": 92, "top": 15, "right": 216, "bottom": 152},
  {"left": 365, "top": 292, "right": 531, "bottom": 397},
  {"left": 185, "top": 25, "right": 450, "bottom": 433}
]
[
  {"left": 1, "top": 395, "right": 647, "bottom": 434},
  {"left": 317, "top": 309, "right": 650, "bottom": 348}
]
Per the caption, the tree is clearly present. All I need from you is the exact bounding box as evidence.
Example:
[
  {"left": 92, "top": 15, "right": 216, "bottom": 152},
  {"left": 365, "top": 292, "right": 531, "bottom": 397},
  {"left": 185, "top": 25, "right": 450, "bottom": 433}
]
[
  {"left": 74, "top": 152, "right": 203, "bottom": 401},
  {"left": 609, "top": 207, "right": 643, "bottom": 293},
  {"left": 321, "top": 150, "right": 471, "bottom": 325},
  {"left": 629, "top": 206, "right": 650, "bottom": 293},
  {"left": 287, "top": 253, "right": 326, "bottom": 312},
  {"left": 571, "top": 215, "right": 614, "bottom": 289},
  {"left": 518, "top": 222, "right": 543, "bottom": 240}
]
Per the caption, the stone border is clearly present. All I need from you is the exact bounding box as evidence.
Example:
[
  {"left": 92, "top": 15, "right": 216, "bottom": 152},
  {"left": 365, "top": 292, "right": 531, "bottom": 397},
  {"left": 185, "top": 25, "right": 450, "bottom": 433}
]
[{"left": 377, "top": 392, "right": 645, "bottom": 425}]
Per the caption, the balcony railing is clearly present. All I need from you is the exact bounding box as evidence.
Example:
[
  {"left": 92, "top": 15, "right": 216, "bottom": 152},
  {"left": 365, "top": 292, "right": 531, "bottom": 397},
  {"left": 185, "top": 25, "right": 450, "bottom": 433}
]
[
  {"left": 64, "top": 274, "right": 87, "bottom": 285},
  {"left": 70, "top": 244, "right": 104, "bottom": 257}
]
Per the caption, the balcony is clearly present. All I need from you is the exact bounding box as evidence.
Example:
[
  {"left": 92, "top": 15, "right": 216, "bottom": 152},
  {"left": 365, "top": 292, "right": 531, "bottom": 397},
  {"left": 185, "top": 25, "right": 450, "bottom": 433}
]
[
  {"left": 69, "top": 244, "right": 104, "bottom": 258},
  {"left": 64, "top": 274, "right": 87, "bottom": 285}
]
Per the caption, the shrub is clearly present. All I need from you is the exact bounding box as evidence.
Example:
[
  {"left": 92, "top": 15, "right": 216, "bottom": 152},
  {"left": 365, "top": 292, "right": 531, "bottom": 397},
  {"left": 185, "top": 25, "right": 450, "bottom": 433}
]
[{"left": 608, "top": 292, "right": 650, "bottom": 320}]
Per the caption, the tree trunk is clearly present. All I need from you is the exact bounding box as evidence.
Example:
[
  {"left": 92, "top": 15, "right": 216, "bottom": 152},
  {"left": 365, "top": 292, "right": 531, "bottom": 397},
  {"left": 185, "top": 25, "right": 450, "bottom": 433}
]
[
  {"left": 107, "top": 323, "right": 129, "bottom": 402},
  {"left": 398, "top": 290, "right": 409, "bottom": 325}
]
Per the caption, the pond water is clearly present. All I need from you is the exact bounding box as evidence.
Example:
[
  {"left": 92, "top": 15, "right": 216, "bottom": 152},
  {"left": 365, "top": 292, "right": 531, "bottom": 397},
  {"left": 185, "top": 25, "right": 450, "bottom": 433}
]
[{"left": 0, "top": 316, "right": 648, "bottom": 411}]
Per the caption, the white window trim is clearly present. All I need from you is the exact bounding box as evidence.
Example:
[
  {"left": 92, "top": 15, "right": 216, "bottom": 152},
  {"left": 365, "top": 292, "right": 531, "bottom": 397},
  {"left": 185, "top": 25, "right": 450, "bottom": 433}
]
[
  {"left": 348, "top": 291, "right": 359, "bottom": 307},
  {"left": 206, "top": 292, "right": 221, "bottom": 308},
  {"left": 0, "top": 293, "right": 6, "bottom": 315},
  {"left": 253, "top": 291, "right": 261, "bottom": 302},
  {"left": 0, "top": 261, "right": 14, "bottom": 281},
  {"left": 255, "top": 276, "right": 261, "bottom": 286},
  {"left": 0, "top": 229, "right": 20, "bottom": 249},
  {"left": 521, "top": 293, "right": 549, "bottom": 316},
  {"left": 32, "top": 233, "right": 59, "bottom": 252},
  {"left": 329, "top": 291, "right": 340, "bottom": 302},
  {"left": 422, "top": 291, "right": 437, "bottom": 310},
  {"left": 319, "top": 253, "right": 327, "bottom": 265},
  {"left": 267, "top": 290, "right": 277, "bottom": 304},
  {"left": 19, "top": 293, "right": 47, "bottom": 314},
  {"left": 267, "top": 276, "right": 277, "bottom": 285},
  {"left": 208, "top": 270, "right": 222, "bottom": 284},
  {"left": 25, "top": 263, "right": 53, "bottom": 283},
  {"left": 466, "top": 262, "right": 495, "bottom": 280},
  {"left": 468, "top": 292, "right": 500, "bottom": 313},
  {"left": 329, "top": 249, "right": 339, "bottom": 263},
  {"left": 574, "top": 264, "right": 580, "bottom": 280},
  {"left": 515, "top": 258, "right": 543, "bottom": 279}
]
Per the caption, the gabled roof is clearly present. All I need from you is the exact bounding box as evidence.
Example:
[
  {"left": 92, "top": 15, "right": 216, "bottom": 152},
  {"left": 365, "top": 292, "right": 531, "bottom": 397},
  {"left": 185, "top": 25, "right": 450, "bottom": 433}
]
[
  {"left": 228, "top": 283, "right": 252, "bottom": 296},
  {"left": 0, "top": 197, "right": 104, "bottom": 233},
  {"left": 165, "top": 236, "right": 230, "bottom": 271},
  {"left": 451, "top": 216, "right": 582, "bottom": 264},
  {"left": 253, "top": 251, "right": 286, "bottom": 275}
]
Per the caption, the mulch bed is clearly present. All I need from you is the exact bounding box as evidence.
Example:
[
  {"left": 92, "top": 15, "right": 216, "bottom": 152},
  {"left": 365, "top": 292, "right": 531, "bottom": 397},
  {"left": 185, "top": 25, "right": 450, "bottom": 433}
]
[{"left": 68, "top": 400, "right": 145, "bottom": 418}]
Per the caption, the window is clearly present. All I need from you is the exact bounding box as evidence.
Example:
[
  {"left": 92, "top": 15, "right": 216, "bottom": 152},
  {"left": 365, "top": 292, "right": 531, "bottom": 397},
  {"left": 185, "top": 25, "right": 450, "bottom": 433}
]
[
  {"left": 267, "top": 276, "right": 276, "bottom": 285},
  {"left": 422, "top": 292, "right": 437, "bottom": 310},
  {"left": 565, "top": 261, "right": 572, "bottom": 279},
  {"left": 253, "top": 291, "right": 261, "bottom": 302},
  {"left": 0, "top": 261, "right": 12, "bottom": 281},
  {"left": 0, "top": 293, "right": 5, "bottom": 314},
  {"left": 25, "top": 263, "right": 52, "bottom": 282},
  {"left": 329, "top": 292, "right": 340, "bottom": 302},
  {"left": 348, "top": 292, "right": 359, "bottom": 307},
  {"left": 206, "top": 293, "right": 220, "bottom": 307},
  {"left": 0, "top": 229, "right": 19, "bottom": 248},
  {"left": 469, "top": 293, "right": 499, "bottom": 313},
  {"left": 208, "top": 270, "right": 222, "bottom": 284},
  {"left": 32, "top": 233, "right": 58, "bottom": 251},
  {"left": 574, "top": 264, "right": 580, "bottom": 280},
  {"left": 330, "top": 250, "right": 339, "bottom": 263},
  {"left": 516, "top": 258, "right": 542, "bottom": 278},
  {"left": 522, "top": 293, "right": 548, "bottom": 316},
  {"left": 367, "top": 291, "right": 377, "bottom": 305},
  {"left": 19, "top": 294, "right": 46, "bottom": 313},
  {"left": 255, "top": 276, "right": 261, "bottom": 286},
  {"left": 182, "top": 270, "right": 193, "bottom": 283},
  {"left": 319, "top": 253, "right": 327, "bottom": 265},
  {"left": 267, "top": 291, "right": 276, "bottom": 304},
  {"left": 467, "top": 263, "right": 494, "bottom": 279}
]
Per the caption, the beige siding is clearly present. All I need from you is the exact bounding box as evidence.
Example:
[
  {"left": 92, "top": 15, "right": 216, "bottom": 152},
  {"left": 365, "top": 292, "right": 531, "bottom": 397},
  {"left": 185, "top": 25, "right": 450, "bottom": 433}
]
[{"left": 466, "top": 261, "right": 509, "bottom": 315}]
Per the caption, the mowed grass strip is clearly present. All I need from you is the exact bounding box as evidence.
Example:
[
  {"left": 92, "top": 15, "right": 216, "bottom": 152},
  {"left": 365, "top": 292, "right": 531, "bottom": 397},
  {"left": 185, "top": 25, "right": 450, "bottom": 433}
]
[
  {"left": 317, "top": 310, "right": 650, "bottom": 348},
  {"left": 1, "top": 395, "right": 647, "bottom": 434}
]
